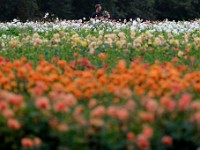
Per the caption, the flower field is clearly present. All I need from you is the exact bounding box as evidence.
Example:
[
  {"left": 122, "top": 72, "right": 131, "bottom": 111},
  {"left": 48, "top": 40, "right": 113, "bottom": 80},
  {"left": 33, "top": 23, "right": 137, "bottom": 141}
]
[{"left": 0, "top": 19, "right": 200, "bottom": 150}]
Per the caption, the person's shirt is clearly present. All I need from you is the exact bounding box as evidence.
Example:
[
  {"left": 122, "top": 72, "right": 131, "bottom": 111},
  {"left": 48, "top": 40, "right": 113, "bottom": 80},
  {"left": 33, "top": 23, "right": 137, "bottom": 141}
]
[{"left": 91, "top": 11, "right": 103, "bottom": 18}]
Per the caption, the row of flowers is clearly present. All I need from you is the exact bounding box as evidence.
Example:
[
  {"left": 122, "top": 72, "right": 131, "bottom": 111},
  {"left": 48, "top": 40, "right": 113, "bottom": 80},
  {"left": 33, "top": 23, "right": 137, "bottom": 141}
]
[
  {"left": 0, "top": 20, "right": 199, "bottom": 72},
  {"left": 1, "top": 90, "right": 200, "bottom": 150},
  {"left": 0, "top": 56, "right": 200, "bottom": 149},
  {"left": 2, "top": 30, "right": 200, "bottom": 50},
  {"left": 0, "top": 56, "right": 200, "bottom": 98},
  {"left": 0, "top": 28, "right": 199, "bottom": 65},
  {"left": 0, "top": 19, "right": 200, "bottom": 34}
]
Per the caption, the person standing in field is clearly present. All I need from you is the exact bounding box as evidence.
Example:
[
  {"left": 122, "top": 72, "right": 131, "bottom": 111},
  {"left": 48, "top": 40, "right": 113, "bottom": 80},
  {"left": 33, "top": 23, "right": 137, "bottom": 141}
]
[{"left": 91, "top": 4, "right": 103, "bottom": 19}]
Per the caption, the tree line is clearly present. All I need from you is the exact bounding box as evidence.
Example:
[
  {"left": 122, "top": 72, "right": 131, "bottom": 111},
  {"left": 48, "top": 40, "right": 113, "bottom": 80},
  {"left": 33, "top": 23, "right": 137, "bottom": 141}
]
[{"left": 0, "top": 0, "right": 199, "bottom": 22}]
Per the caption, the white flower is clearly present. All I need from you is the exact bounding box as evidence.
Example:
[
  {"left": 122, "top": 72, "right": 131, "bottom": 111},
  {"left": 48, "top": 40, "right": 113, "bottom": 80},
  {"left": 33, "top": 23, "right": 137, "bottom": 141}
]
[{"left": 44, "top": 13, "right": 49, "bottom": 19}]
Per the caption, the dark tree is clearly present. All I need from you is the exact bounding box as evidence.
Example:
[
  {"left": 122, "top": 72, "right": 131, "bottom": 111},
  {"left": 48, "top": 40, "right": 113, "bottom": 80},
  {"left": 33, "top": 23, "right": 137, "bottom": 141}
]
[
  {"left": 46, "top": 0, "right": 74, "bottom": 19},
  {"left": 155, "top": 0, "right": 200, "bottom": 20},
  {"left": 17, "top": 0, "right": 40, "bottom": 21},
  {"left": 0, "top": 0, "right": 18, "bottom": 21},
  {"left": 127, "top": 0, "right": 155, "bottom": 20},
  {"left": 72, "top": 0, "right": 94, "bottom": 19},
  {"left": 0, "top": 0, "right": 199, "bottom": 21}
]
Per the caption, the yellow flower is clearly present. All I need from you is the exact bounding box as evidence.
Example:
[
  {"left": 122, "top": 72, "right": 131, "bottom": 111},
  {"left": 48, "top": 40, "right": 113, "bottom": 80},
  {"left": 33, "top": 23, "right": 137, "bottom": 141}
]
[
  {"left": 81, "top": 41, "right": 87, "bottom": 47},
  {"left": 53, "top": 33, "right": 60, "bottom": 39},
  {"left": 116, "top": 41, "right": 121, "bottom": 47},
  {"left": 97, "top": 41, "right": 103, "bottom": 45},
  {"left": 186, "top": 44, "right": 191, "bottom": 49},
  {"left": 178, "top": 51, "right": 184, "bottom": 57},
  {"left": 74, "top": 37, "right": 80, "bottom": 43},
  {"left": 130, "top": 31, "right": 136, "bottom": 38}
]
